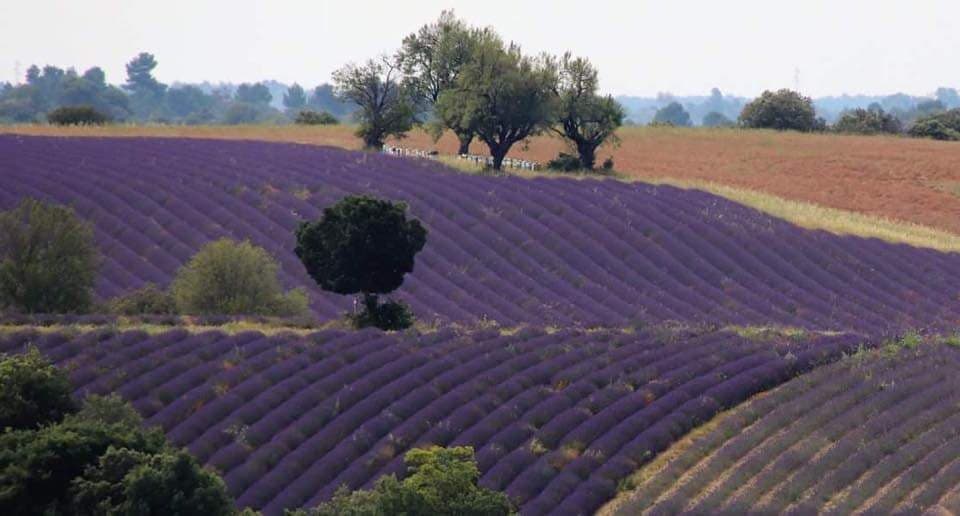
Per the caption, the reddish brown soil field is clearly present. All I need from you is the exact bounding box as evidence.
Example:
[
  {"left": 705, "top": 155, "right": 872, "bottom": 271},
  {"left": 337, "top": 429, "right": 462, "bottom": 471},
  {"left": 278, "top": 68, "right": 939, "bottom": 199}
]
[{"left": 8, "top": 125, "right": 960, "bottom": 234}]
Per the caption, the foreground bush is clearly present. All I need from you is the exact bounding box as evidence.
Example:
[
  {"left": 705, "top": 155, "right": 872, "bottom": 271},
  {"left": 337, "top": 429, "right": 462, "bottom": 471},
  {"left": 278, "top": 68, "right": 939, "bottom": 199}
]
[
  {"left": 295, "top": 446, "right": 514, "bottom": 516},
  {"left": 0, "top": 347, "right": 76, "bottom": 430},
  {"left": 296, "top": 196, "right": 426, "bottom": 331},
  {"left": 0, "top": 198, "right": 99, "bottom": 313},
  {"left": 172, "top": 238, "right": 309, "bottom": 316},
  {"left": 739, "top": 89, "right": 821, "bottom": 132},
  {"left": 47, "top": 105, "right": 110, "bottom": 125},
  {"left": 294, "top": 110, "right": 339, "bottom": 125},
  {"left": 0, "top": 351, "right": 241, "bottom": 516},
  {"left": 833, "top": 107, "right": 902, "bottom": 135}
]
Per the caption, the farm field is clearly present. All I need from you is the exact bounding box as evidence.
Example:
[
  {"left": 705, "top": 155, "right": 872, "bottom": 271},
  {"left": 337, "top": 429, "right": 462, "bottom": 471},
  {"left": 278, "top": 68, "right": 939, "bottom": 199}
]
[
  {"left": 4, "top": 133, "right": 960, "bottom": 514},
  {"left": 0, "top": 326, "right": 867, "bottom": 515},
  {"left": 4, "top": 135, "right": 960, "bottom": 331},
  {"left": 8, "top": 124, "right": 960, "bottom": 238},
  {"left": 601, "top": 343, "right": 960, "bottom": 515}
]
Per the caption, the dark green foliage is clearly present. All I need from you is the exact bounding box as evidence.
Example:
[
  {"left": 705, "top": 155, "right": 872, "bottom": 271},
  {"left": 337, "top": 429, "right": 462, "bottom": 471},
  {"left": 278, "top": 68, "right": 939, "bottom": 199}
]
[
  {"left": 171, "top": 238, "right": 309, "bottom": 316},
  {"left": 125, "top": 52, "right": 167, "bottom": 119},
  {"left": 108, "top": 283, "right": 177, "bottom": 315},
  {"left": 602, "top": 157, "right": 615, "bottom": 170},
  {"left": 47, "top": 105, "right": 110, "bottom": 125},
  {"left": 295, "top": 196, "right": 426, "bottom": 330},
  {"left": 652, "top": 102, "right": 692, "bottom": 127},
  {"left": 738, "top": 89, "right": 820, "bottom": 132},
  {"left": 295, "top": 110, "right": 339, "bottom": 125},
  {"left": 0, "top": 348, "right": 76, "bottom": 431},
  {"left": 908, "top": 117, "right": 960, "bottom": 141},
  {"left": 222, "top": 102, "right": 269, "bottom": 125},
  {"left": 833, "top": 106, "right": 902, "bottom": 135},
  {"left": 294, "top": 446, "right": 514, "bottom": 516},
  {"left": 702, "top": 111, "right": 734, "bottom": 127},
  {"left": 333, "top": 57, "right": 416, "bottom": 149},
  {"left": 0, "top": 198, "right": 100, "bottom": 314},
  {"left": 436, "top": 36, "right": 557, "bottom": 170},
  {"left": 349, "top": 295, "right": 414, "bottom": 331},
  {"left": 547, "top": 152, "right": 584, "bottom": 172},
  {"left": 71, "top": 447, "right": 235, "bottom": 516},
  {"left": 552, "top": 53, "right": 625, "bottom": 169}
]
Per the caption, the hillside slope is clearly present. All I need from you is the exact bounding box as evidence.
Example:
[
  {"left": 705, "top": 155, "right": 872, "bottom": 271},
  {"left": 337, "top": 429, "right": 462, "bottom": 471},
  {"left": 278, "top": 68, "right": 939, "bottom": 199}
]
[
  {"left": 3, "top": 135, "right": 960, "bottom": 332},
  {"left": 0, "top": 327, "right": 865, "bottom": 515}
]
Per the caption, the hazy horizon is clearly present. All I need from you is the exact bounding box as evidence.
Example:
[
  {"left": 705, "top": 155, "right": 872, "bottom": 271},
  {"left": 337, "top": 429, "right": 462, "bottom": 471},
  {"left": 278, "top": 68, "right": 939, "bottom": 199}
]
[{"left": 2, "top": 0, "right": 958, "bottom": 99}]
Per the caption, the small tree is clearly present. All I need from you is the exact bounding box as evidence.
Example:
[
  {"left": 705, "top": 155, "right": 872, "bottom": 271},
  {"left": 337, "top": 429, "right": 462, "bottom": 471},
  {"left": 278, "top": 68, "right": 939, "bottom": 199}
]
[
  {"left": 551, "top": 53, "right": 625, "bottom": 169},
  {"left": 702, "top": 111, "right": 734, "bottom": 127},
  {"left": 333, "top": 56, "right": 416, "bottom": 149},
  {"left": 283, "top": 83, "right": 308, "bottom": 112},
  {"left": 296, "top": 446, "right": 513, "bottom": 515},
  {"left": 0, "top": 198, "right": 99, "bottom": 314},
  {"left": 171, "top": 238, "right": 308, "bottom": 316},
  {"left": 652, "top": 102, "right": 692, "bottom": 127},
  {"left": 295, "top": 196, "right": 426, "bottom": 330},
  {"left": 0, "top": 348, "right": 76, "bottom": 430},
  {"left": 739, "top": 89, "right": 820, "bottom": 131},
  {"left": 436, "top": 38, "right": 557, "bottom": 170},
  {"left": 47, "top": 105, "right": 110, "bottom": 125},
  {"left": 833, "top": 107, "right": 902, "bottom": 135}
]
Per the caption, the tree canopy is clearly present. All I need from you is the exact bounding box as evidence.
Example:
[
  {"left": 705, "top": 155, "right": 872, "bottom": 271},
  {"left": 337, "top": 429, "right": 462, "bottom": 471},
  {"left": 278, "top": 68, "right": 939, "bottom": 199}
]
[
  {"left": 739, "top": 89, "right": 821, "bottom": 131},
  {"left": 652, "top": 102, "right": 692, "bottom": 127}
]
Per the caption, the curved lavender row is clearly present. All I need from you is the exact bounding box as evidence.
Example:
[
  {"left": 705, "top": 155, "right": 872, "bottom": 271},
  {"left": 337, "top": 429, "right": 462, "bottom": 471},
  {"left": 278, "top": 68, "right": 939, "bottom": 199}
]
[
  {"left": 4, "top": 135, "right": 960, "bottom": 331},
  {"left": 0, "top": 327, "right": 871, "bottom": 515}
]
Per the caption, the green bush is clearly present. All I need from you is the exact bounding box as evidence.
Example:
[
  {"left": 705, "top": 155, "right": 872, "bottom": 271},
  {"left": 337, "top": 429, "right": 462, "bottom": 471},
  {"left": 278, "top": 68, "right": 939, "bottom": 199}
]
[
  {"left": 109, "top": 283, "right": 177, "bottom": 315},
  {"left": 0, "top": 348, "right": 76, "bottom": 430},
  {"left": 295, "top": 196, "right": 427, "bottom": 331},
  {"left": 295, "top": 110, "right": 339, "bottom": 125},
  {"left": 172, "top": 239, "right": 308, "bottom": 316},
  {"left": 47, "top": 105, "right": 110, "bottom": 125},
  {"left": 547, "top": 152, "right": 583, "bottom": 172},
  {"left": 908, "top": 118, "right": 960, "bottom": 141},
  {"left": 702, "top": 111, "right": 734, "bottom": 128},
  {"left": 833, "top": 107, "right": 902, "bottom": 135},
  {"left": 349, "top": 296, "right": 414, "bottom": 331},
  {"left": 652, "top": 102, "right": 692, "bottom": 127},
  {"left": 739, "top": 89, "right": 820, "bottom": 132},
  {"left": 295, "top": 446, "right": 514, "bottom": 516},
  {"left": 0, "top": 198, "right": 100, "bottom": 314}
]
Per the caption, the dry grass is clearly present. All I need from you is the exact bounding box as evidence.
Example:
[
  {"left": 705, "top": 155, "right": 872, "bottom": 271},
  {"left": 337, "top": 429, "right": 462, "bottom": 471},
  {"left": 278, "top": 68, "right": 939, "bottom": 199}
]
[{"left": 8, "top": 124, "right": 960, "bottom": 249}]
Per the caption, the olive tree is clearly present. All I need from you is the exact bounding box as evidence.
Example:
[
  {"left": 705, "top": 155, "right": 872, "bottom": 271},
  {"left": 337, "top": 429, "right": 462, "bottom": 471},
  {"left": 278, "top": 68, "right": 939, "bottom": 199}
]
[
  {"left": 332, "top": 55, "right": 416, "bottom": 149},
  {"left": 295, "top": 196, "right": 426, "bottom": 330},
  {"left": 551, "top": 53, "right": 625, "bottom": 169},
  {"left": 436, "top": 37, "right": 557, "bottom": 170},
  {"left": 0, "top": 198, "right": 99, "bottom": 313},
  {"left": 400, "top": 10, "right": 482, "bottom": 154}
]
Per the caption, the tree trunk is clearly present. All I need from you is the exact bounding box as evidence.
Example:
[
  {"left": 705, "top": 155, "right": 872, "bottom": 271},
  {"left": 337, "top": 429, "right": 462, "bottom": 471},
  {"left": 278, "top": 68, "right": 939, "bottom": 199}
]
[
  {"left": 491, "top": 147, "right": 507, "bottom": 171},
  {"left": 456, "top": 132, "right": 473, "bottom": 155},
  {"left": 577, "top": 142, "right": 597, "bottom": 170}
]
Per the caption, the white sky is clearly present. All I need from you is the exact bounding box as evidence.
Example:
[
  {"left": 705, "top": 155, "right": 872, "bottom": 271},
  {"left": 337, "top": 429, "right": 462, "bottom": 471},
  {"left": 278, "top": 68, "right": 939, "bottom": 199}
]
[{"left": 1, "top": 0, "right": 958, "bottom": 98}]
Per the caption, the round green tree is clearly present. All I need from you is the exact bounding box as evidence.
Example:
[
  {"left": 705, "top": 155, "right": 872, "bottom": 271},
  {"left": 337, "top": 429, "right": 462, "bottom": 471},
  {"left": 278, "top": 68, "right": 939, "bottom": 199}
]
[
  {"left": 0, "top": 198, "right": 100, "bottom": 313},
  {"left": 295, "top": 196, "right": 427, "bottom": 330},
  {"left": 0, "top": 348, "right": 76, "bottom": 430},
  {"left": 738, "top": 89, "right": 821, "bottom": 132}
]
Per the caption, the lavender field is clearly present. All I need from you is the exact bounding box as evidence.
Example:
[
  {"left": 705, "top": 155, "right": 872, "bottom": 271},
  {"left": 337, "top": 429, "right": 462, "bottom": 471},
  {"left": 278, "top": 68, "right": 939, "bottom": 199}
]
[
  {"left": 0, "top": 327, "right": 865, "bottom": 515},
  {"left": 3, "top": 135, "right": 960, "bottom": 332},
  {"left": 607, "top": 343, "right": 960, "bottom": 515}
]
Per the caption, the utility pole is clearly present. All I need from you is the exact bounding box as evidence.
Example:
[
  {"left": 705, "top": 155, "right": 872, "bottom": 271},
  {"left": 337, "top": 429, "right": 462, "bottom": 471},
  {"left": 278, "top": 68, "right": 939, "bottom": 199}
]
[{"left": 13, "top": 60, "right": 22, "bottom": 85}]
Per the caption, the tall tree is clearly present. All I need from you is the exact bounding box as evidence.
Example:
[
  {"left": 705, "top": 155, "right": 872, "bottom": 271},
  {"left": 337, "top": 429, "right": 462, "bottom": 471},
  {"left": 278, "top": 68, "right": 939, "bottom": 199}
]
[
  {"left": 234, "top": 82, "right": 272, "bottom": 105},
  {"left": 400, "top": 10, "right": 480, "bottom": 154},
  {"left": 436, "top": 38, "right": 557, "bottom": 170},
  {"left": 332, "top": 55, "right": 416, "bottom": 149},
  {"left": 283, "top": 83, "right": 307, "bottom": 111},
  {"left": 124, "top": 52, "right": 166, "bottom": 119},
  {"left": 551, "top": 53, "right": 625, "bottom": 169}
]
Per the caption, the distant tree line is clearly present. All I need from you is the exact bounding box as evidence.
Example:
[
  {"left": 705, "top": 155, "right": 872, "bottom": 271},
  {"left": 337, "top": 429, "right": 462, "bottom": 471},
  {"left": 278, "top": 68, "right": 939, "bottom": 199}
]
[{"left": 0, "top": 53, "right": 354, "bottom": 125}]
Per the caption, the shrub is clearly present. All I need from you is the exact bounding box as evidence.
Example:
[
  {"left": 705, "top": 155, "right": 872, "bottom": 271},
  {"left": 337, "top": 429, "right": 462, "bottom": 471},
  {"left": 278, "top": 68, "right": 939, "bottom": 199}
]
[
  {"left": 109, "top": 283, "right": 177, "bottom": 315},
  {"left": 702, "top": 111, "right": 734, "bottom": 128},
  {"left": 295, "top": 196, "right": 426, "bottom": 331},
  {"left": 295, "top": 110, "right": 339, "bottom": 125},
  {"left": 0, "top": 198, "right": 99, "bottom": 313},
  {"left": 652, "top": 102, "right": 692, "bottom": 127},
  {"left": 547, "top": 152, "right": 583, "bottom": 172},
  {"left": 349, "top": 297, "right": 414, "bottom": 331},
  {"left": 296, "top": 446, "right": 513, "bottom": 516},
  {"left": 602, "top": 157, "right": 615, "bottom": 171},
  {"left": 908, "top": 118, "right": 960, "bottom": 141},
  {"left": 47, "top": 105, "right": 110, "bottom": 126},
  {"left": 0, "top": 348, "right": 76, "bottom": 430},
  {"left": 739, "top": 89, "right": 820, "bottom": 132},
  {"left": 171, "top": 238, "right": 309, "bottom": 316},
  {"left": 833, "top": 107, "right": 902, "bottom": 135}
]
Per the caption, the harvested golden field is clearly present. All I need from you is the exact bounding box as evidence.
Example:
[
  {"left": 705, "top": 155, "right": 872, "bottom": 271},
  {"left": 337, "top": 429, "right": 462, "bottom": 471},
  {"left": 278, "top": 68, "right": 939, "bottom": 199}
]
[{"left": 9, "top": 124, "right": 960, "bottom": 236}]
